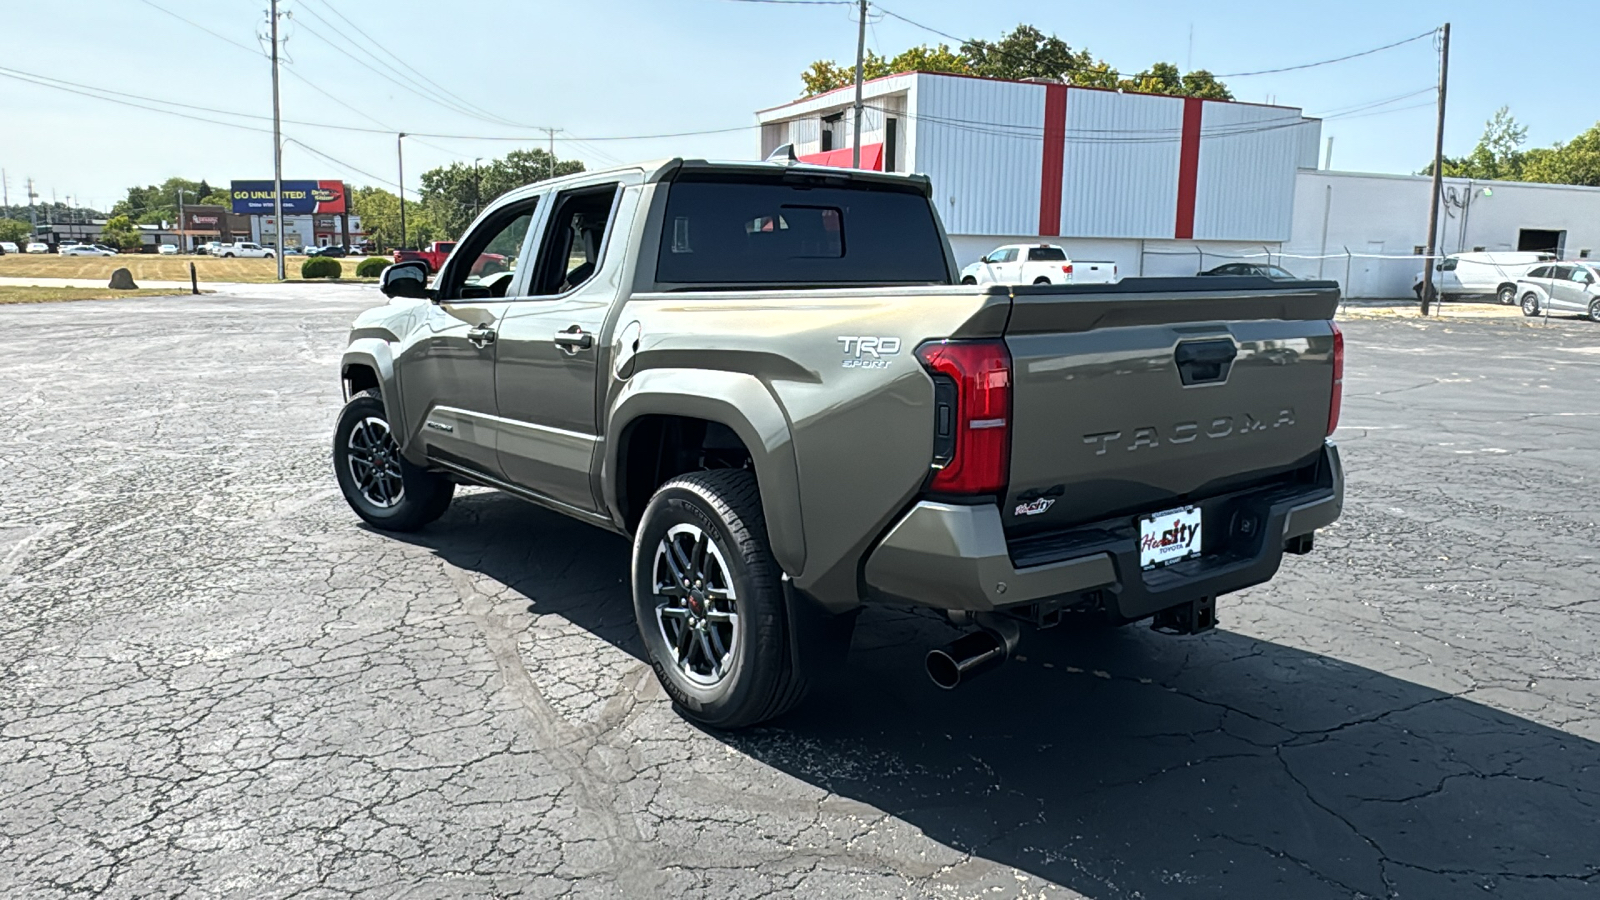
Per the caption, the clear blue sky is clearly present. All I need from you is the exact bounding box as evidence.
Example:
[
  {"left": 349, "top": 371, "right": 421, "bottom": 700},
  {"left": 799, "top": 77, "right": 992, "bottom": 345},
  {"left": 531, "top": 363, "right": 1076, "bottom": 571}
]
[{"left": 1, "top": 0, "right": 1592, "bottom": 212}]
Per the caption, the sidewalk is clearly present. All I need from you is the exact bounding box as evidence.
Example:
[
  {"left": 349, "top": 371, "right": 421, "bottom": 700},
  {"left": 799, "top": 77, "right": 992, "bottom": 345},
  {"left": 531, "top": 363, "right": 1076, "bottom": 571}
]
[
  {"left": 0, "top": 275, "right": 196, "bottom": 290},
  {"left": 1337, "top": 299, "right": 1527, "bottom": 321}
]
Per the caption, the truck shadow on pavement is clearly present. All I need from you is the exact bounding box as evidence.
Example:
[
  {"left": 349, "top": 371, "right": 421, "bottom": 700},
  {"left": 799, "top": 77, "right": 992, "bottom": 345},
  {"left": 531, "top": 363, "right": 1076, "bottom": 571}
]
[{"left": 400, "top": 492, "right": 1600, "bottom": 899}]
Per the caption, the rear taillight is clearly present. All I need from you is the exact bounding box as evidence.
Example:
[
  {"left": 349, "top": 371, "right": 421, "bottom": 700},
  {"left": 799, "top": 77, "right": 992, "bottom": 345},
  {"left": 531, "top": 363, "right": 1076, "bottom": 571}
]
[
  {"left": 916, "top": 340, "right": 1012, "bottom": 495},
  {"left": 1327, "top": 323, "right": 1344, "bottom": 435},
  {"left": 1062, "top": 264, "right": 1074, "bottom": 275}
]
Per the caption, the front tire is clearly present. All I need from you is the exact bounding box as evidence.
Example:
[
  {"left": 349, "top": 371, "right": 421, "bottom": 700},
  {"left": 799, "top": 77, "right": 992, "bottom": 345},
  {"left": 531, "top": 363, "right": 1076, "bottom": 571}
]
[
  {"left": 633, "top": 470, "right": 807, "bottom": 729},
  {"left": 1521, "top": 292, "right": 1541, "bottom": 317},
  {"left": 332, "top": 389, "right": 453, "bottom": 531},
  {"left": 961, "top": 276, "right": 977, "bottom": 285},
  {"left": 1589, "top": 300, "right": 1600, "bottom": 323}
]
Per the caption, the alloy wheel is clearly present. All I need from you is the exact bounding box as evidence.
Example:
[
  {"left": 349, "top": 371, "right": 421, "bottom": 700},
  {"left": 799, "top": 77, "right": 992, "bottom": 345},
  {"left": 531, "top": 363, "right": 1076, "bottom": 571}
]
[
  {"left": 1522, "top": 294, "right": 1539, "bottom": 316},
  {"left": 346, "top": 416, "right": 404, "bottom": 508},
  {"left": 652, "top": 522, "right": 739, "bottom": 686}
]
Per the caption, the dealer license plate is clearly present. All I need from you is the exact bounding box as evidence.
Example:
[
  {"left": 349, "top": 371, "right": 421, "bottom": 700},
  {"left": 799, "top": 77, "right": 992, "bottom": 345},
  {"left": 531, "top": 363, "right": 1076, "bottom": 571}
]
[{"left": 1140, "top": 506, "right": 1203, "bottom": 570}]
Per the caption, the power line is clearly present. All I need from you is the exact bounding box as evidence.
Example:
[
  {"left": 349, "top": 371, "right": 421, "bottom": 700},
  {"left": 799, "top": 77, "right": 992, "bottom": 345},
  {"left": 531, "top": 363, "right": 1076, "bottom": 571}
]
[
  {"left": 1213, "top": 29, "right": 1437, "bottom": 78},
  {"left": 873, "top": 5, "right": 1433, "bottom": 81},
  {"left": 132, "top": 0, "right": 260, "bottom": 56},
  {"left": 299, "top": 0, "right": 525, "bottom": 130},
  {"left": 0, "top": 64, "right": 757, "bottom": 144}
]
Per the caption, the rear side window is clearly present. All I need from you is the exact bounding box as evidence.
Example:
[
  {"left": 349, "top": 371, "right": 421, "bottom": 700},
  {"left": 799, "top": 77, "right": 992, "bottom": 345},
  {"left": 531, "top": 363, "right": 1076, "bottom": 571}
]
[
  {"left": 1027, "top": 247, "right": 1067, "bottom": 261},
  {"left": 656, "top": 175, "right": 949, "bottom": 285},
  {"left": 1528, "top": 266, "right": 1550, "bottom": 279}
]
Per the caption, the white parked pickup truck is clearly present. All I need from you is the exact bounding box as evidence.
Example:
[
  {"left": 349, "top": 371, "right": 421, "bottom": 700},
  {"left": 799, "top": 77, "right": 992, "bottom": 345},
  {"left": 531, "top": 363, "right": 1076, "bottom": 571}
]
[
  {"left": 960, "top": 243, "right": 1119, "bottom": 286},
  {"left": 215, "top": 241, "right": 275, "bottom": 259}
]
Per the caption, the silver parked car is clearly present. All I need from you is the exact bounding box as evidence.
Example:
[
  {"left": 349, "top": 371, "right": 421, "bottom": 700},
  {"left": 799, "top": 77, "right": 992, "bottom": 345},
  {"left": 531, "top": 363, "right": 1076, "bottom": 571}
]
[{"left": 1516, "top": 262, "right": 1600, "bottom": 322}]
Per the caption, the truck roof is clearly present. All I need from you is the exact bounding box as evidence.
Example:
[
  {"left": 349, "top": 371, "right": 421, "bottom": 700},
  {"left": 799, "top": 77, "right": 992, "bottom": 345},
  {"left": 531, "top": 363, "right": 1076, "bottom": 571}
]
[{"left": 489, "top": 158, "right": 933, "bottom": 210}]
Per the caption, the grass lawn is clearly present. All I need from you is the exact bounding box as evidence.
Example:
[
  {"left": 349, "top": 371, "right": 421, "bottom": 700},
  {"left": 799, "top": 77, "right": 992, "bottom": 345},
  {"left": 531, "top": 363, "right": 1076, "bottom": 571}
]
[
  {"left": 0, "top": 286, "right": 202, "bottom": 304},
  {"left": 0, "top": 254, "right": 387, "bottom": 284}
]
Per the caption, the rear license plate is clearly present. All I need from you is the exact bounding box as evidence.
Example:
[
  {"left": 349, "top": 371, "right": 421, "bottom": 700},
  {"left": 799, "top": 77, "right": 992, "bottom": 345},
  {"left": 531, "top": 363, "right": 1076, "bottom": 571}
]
[{"left": 1140, "top": 506, "right": 1203, "bottom": 570}]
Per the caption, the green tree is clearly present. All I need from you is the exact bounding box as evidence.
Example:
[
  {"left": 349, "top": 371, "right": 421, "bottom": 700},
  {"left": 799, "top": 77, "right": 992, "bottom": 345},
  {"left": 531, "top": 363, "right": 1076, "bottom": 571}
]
[
  {"left": 419, "top": 148, "right": 584, "bottom": 240},
  {"left": 1423, "top": 107, "right": 1531, "bottom": 180},
  {"left": 1522, "top": 121, "right": 1600, "bottom": 187},
  {"left": 0, "top": 218, "right": 31, "bottom": 245},
  {"left": 100, "top": 214, "right": 142, "bottom": 251},
  {"left": 799, "top": 24, "right": 1231, "bottom": 100},
  {"left": 112, "top": 177, "right": 212, "bottom": 225}
]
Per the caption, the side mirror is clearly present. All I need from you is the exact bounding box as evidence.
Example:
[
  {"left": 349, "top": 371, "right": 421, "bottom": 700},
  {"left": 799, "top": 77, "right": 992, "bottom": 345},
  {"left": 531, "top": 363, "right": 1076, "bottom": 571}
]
[{"left": 380, "top": 260, "right": 430, "bottom": 299}]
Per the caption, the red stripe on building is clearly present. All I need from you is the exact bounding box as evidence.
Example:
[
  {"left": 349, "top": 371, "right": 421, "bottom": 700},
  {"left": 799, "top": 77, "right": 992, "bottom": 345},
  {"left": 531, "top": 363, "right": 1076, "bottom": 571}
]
[
  {"left": 1174, "top": 97, "right": 1204, "bottom": 239},
  {"left": 1038, "top": 83, "right": 1068, "bottom": 236}
]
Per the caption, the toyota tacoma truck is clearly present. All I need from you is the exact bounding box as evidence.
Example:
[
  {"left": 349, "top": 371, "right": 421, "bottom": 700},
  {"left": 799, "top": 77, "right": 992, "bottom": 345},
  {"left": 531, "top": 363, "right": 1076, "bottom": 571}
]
[{"left": 334, "top": 158, "right": 1344, "bottom": 729}]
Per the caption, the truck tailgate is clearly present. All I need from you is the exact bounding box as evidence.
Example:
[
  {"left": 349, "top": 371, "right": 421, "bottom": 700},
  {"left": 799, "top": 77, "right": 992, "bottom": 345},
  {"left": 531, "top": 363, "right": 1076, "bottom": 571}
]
[{"left": 1002, "top": 279, "right": 1340, "bottom": 535}]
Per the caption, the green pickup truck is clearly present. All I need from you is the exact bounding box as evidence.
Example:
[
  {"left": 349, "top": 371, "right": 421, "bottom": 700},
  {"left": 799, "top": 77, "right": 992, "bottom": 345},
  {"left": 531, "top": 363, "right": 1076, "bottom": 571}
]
[{"left": 333, "top": 158, "right": 1344, "bottom": 728}]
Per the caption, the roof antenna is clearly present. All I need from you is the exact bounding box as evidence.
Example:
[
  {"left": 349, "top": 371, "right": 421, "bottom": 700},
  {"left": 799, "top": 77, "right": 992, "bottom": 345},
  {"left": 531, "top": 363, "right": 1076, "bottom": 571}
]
[{"left": 766, "top": 143, "right": 799, "bottom": 165}]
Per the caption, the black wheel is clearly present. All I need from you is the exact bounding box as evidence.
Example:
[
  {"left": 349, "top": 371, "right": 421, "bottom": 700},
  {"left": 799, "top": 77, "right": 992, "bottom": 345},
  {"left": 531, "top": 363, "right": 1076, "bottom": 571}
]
[
  {"left": 1497, "top": 284, "right": 1517, "bottom": 305},
  {"left": 961, "top": 276, "right": 977, "bottom": 285},
  {"left": 1589, "top": 300, "right": 1600, "bottom": 323},
  {"left": 1033, "top": 276, "right": 1051, "bottom": 285},
  {"left": 1521, "top": 292, "right": 1540, "bottom": 317},
  {"left": 633, "top": 469, "right": 809, "bottom": 729},
  {"left": 332, "top": 389, "right": 453, "bottom": 531}
]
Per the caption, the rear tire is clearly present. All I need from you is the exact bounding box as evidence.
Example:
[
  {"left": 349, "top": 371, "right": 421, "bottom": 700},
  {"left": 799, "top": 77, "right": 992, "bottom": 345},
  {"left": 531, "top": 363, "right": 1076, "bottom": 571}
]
[
  {"left": 1521, "top": 292, "right": 1541, "bottom": 317},
  {"left": 1497, "top": 284, "right": 1517, "bottom": 305},
  {"left": 332, "top": 389, "right": 453, "bottom": 531},
  {"left": 633, "top": 469, "right": 811, "bottom": 729},
  {"left": 1033, "top": 276, "right": 1051, "bottom": 285}
]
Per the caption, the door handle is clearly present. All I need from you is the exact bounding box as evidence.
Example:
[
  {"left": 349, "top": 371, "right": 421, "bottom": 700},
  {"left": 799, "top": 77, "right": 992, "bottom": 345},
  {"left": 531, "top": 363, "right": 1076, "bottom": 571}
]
[
  {"left": 554, "top": 326, "right": 593, "bottom": 352},
  {"left": 468, "top": 326, "right": 496, "bottom": 349}
]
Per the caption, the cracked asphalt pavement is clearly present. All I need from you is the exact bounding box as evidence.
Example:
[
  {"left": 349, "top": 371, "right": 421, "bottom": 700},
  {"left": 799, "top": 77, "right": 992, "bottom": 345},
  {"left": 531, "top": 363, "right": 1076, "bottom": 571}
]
[{"left": 2, "top": 286, "right": 1598, "bottom": 898}]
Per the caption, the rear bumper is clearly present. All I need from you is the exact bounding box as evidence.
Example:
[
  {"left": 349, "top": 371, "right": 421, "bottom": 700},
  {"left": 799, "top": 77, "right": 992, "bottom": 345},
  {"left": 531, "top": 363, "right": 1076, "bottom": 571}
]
[{"left": 863, "top": 442, "right": 1342, "bottom": 617}]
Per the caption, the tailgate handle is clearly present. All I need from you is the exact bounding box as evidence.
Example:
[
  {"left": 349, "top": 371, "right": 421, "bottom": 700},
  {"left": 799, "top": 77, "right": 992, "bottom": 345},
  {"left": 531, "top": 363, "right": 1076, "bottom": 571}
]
[{"left": 1174, "top": 339, "right": 1237, "bottom": 386}]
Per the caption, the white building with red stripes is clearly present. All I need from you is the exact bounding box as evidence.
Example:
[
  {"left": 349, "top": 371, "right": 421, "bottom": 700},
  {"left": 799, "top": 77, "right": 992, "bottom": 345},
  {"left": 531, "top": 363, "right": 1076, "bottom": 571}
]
[{"left": 757, "top": 71, "right": 1322, "bottom": 276}]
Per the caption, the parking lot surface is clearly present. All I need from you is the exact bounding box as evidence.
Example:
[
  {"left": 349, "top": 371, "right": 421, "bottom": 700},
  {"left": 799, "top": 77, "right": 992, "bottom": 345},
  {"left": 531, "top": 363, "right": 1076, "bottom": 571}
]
[{"left": 2, "top": 287, "right": 1597, "bottom": 899}]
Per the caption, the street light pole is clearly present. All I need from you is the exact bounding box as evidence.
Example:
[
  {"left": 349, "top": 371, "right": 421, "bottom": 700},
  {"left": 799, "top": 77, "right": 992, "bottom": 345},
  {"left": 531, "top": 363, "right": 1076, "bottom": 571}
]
[
  {"left": 473, "top": 158, "right": 483, "bottom": 219},
  {"left": 177, "top": 188, "right": 190, "bottom": 252},
  {"left": 397, "top": 133, "right": 408, "bottom": 250}
]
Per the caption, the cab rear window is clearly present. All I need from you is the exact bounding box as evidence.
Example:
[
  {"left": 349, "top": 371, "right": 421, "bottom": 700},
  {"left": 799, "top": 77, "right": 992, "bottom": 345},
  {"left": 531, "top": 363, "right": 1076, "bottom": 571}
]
[
  {"left": 657, "top": 174, "right": 949, "bottom": 286},
  {"left": 1027, "top": 247, "right": 1067, "bottom": 261}
]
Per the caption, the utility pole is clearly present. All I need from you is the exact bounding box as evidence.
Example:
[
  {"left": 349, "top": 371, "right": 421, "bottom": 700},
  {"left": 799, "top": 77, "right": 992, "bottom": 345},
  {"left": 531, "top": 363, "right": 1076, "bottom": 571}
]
[
  {"left": 852, "top": 0, "right": 867, "bottom": 169},
  {"left": 1324, "top": 136, "right": 1334, "bottom": 170},
  {"left": 473, "top": 157, "right": 483, "bottom": 218},
  {"left": 1420, "top": 23, "right": 1450, "bottom": 317},
  {"left": 397, "top": 133, "right": 407, "bottom": 250},
  {"left": 26, "top": 178, "right": 37, "bottom": 235},
  {"left": 270, "top": 0, "right": 285, "bottom": 280},
  {"left": 538, "top": 127, "right": 562, "bottom": 180},
  {"left": 2, "top": 168, "right": 9, "bottom": 213}
]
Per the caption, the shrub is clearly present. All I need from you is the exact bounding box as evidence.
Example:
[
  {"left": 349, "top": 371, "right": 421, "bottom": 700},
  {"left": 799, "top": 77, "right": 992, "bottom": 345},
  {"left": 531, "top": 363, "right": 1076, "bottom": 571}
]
[
  {"left": 301, "top": 256, "right": 343, "bottom": 279},
  {"left": 354, "top": 256, "right": 388, "bottom": 278}
]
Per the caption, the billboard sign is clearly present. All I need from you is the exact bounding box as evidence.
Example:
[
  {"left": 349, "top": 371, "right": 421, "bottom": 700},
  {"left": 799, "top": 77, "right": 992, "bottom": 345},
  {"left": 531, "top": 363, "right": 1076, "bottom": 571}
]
[{"left": 230, "top": 180, "right": 346, "bottom": 215}]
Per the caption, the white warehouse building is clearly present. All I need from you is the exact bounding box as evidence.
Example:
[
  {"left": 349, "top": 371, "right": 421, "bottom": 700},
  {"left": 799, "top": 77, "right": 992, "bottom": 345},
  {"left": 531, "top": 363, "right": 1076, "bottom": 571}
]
[
  {"left": 757, "top": 72, "right": 1600, "bottom": 298},
  {"left": 757, "top": 71, "right": 1322, "bottom": 276}
]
